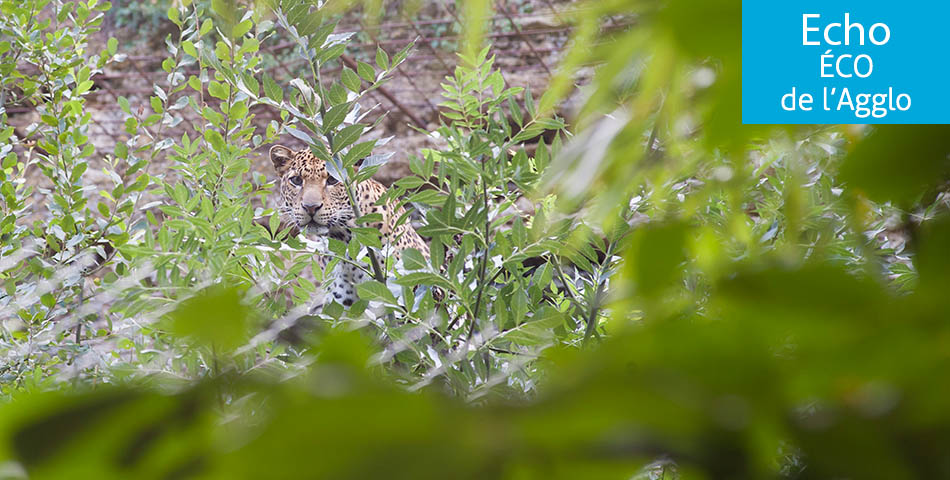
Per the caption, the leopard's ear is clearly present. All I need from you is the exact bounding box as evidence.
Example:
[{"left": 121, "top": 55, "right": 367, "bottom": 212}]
[{"left": 269, "top": 145, "right": 294, "bottom": 174}]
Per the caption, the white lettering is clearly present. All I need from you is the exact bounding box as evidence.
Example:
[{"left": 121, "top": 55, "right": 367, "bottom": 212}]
[
  {"left": 823, "top": 23, "right": 841, "bottom": 45},
  {"left": 844, "top": 13, "right": 865, "bottom": 46},
  {"left": 896, "top": 93, "right": 911, "bottom": 111},
  {"left": 805, "top": 14, "right": 890, "bottom": 46},
  {"left": 836, "top": 54, "right": 854, "bottom": 78},
  {"left": 803, "top": 14, "right": 821, "bottom": 45},
  {"left": 869, "top": 23, "right": 891, "bottom": 45},
  {"left": 853, "top": 54, "right": 873, "bottom": 78},
  {"left": 820, "top": 50, "right": 834, "bottom": 77}
]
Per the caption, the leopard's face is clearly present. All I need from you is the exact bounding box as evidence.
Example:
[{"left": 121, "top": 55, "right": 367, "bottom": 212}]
[
  {"left": 269, "top": 145, "right": 353, "bottom": 235},
  {"left": 270, "top": 145, "right": 334, "bottom": 233}
]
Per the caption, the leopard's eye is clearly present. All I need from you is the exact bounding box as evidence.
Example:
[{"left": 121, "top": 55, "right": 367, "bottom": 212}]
[
  {"left": 289, "top": 175, "right": 303, "bottom": 187},
  {"left": 326, "top": 175, "right": 339, "bottom": 186}
]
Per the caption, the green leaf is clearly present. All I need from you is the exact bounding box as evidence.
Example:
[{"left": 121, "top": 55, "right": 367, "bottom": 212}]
[
  {"left": 204, "top": 130, "right": 225, "bottom": 151},
  {"left": 401, "top": 248, "right": 427, "bottom": 270},
  {"left": 322, "top": 299, "right": 344, "bottom": 318},
  {"left": 536, "top": 117, "right": 565, "bottom": 130},
  {"left": 327, "top": 83, "right": 347, "bottom": 106},
  {"left": 627, "top": 221, "right": 688, "bottom": 299},
  {"left": 233, "top": 19, "right": 253, "bottom": 38},
  {"left": 343, "top": 140, "right": 376, "bottom": 165},
  {"left": 150, "top": 96, "right": 163, "bottom": 114},
  {"left": 332, "top": 124, "right": 364, "bottom": 154},
  {"left": 375, "top": 46, "right": 390, "bottom": 70},
  {"left": 168, "top": 284, "right": 252, "bottom": 352},
  {"left": 262, "top": 74, "right": 283, "bottom": 103},
  {"left": 308, "top": 20, "right": 336, "bottom": 48},
  {"left": 114, "top": 141, "right": 128, "bottom": 159},
  {"left": 357, "top": 61, "right": 376, "bottom": 82},
  {"left": 211, "top": 0, "right": 237, "bottom": 33},
  {"left": 352, "top": 227, "right": 382, "bottom": 249},
  {"left": 208, "top": 81, "right": 230, "bottom": 100},
  {"left": 167, "top": 5, "right": 181, "bottom": 25},
  {"left": 327, "top": 237, "right": 346, "bottom": 256},
  {"left": 318, "top": 44, "right": 346, "bottom": 64},
  {"left": 356, "top": 280, "right": 397, "bottom": 305},
  {"left": 394, "top": 176, "right": 425, "bottom": 190},
  {"left": 75, "top": 81, "right": 94, "bottom": 95},
  {"left": 840, "top": 125, "right": 950, "bottom": 205},
  {"left": 182, "top": 40, "right": 198, "bottom": 58},
  {"left": 322, "top": 103, "right": 349, "bottom": 132},
  {"left": 341, "top": 67, "right": 361, "bottom": 92},
  {"left": 508, "top": 96, "right": 523, "bottom": 127},
  {"left": 406, "top": 189, "right": 446, "bottom": 206}
]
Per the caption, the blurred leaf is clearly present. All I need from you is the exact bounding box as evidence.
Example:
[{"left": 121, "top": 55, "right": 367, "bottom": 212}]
[
  {"left": 914, "top": 215, "right": 950, "bottom": 299},
  {"left": 840, "top": 126, "right": 950, "bottom": 204},
  {"left": 3, "top": 389, "right": 211, "bottom": 480},
  {"left": 168, "top": 284, "right": 252, "bottom": 352},
  {"left": 211, "top": 0, "right": 237, "bottom": 37},
  {"left": 626, "top": 221, "right": 688, "bottom": 298}
]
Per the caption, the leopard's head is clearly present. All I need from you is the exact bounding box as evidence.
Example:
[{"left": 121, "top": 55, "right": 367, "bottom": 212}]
[{"left": 269, "top": 145, "right": 343, "bottom": 234}]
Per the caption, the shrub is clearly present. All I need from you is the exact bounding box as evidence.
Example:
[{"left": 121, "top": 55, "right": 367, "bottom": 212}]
[{"left": 0, "top": 0, "right": 124, "bottom": 391}]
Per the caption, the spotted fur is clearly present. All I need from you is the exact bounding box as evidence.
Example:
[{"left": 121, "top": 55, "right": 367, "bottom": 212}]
[{"left": 269, "top": 145, "right": 430, "bottom": 308}]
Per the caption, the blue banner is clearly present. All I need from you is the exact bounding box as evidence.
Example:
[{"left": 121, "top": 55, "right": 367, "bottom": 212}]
[{"left": 742, "top": 1, "right": 950, "bottom": 124}]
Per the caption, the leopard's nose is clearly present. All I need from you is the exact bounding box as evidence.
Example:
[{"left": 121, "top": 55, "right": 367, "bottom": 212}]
[{"left": 303, "top": 202, "right": 322, "bottom": 217}]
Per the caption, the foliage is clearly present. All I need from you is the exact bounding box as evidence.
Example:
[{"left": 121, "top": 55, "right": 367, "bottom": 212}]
[
  {"left": 0, "top": 0, "right": 124, "bottom": 390},
  {"left": 353, "top": 45, "right": 608, "bottom": 396},
  {"left": 1, "top": 0, "right": 950, "bottom": 479},
  {"left": 196, "top": 0, "right": 606, "bottom": 397}
]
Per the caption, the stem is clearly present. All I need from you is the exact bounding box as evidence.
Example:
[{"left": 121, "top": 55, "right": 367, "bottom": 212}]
[
  {"left": 552, "top": 257, "right": 586, "bottom": 312},
  {"left": 467, "top": 163, "right": 493, "bottom": 340},
  {"left": 582, "top": 281, "right": 605, "bottom": 346},
  {"left": 581, "top": 229, "right": 623, "bottom": 345},
  {"left": 74, "top": 287, "right": 84, "bottom": 345},
  {"left": 322, "top": 251, "right": 376, "bottom": 278},
  {"left": 301, "top": 24, "right": 388, "bottom": 287},
  {"left": 341, "top": 180, "right": 388, "bottom": 285}
]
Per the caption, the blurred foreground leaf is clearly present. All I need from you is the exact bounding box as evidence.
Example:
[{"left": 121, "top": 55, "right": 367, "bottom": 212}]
[
  {"left": 168, "top": 285, "right": 253, "bottom": 353},
  {"left": 840, "top": 126, "right": 950, "bottom": 205}
]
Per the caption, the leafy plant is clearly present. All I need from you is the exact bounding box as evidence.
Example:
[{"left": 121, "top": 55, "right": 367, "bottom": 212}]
[
  {"left": 364, "top": 46, "right": 624, "bottom": 397},
  {"left": 0, "top": 0, "right": 125, "bottom": 392}
]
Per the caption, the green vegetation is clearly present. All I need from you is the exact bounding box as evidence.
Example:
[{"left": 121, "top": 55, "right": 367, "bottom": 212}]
[{"left": 1, "top": 0, "right": 949, "bottom": 478}]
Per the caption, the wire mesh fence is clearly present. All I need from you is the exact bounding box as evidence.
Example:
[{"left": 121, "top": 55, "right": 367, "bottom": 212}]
[{"left": 4, "top": 0, "right": 613, "bottom": 192}]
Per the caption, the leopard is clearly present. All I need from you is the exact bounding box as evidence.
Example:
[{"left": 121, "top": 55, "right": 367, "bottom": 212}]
[{"left": 268, "top": 144, "right": 430, "bottom": 309}]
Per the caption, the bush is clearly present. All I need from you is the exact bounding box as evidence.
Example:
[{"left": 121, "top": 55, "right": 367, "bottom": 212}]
[{"left": 1, "top": 0, "right": 124, "bottom": 390}]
